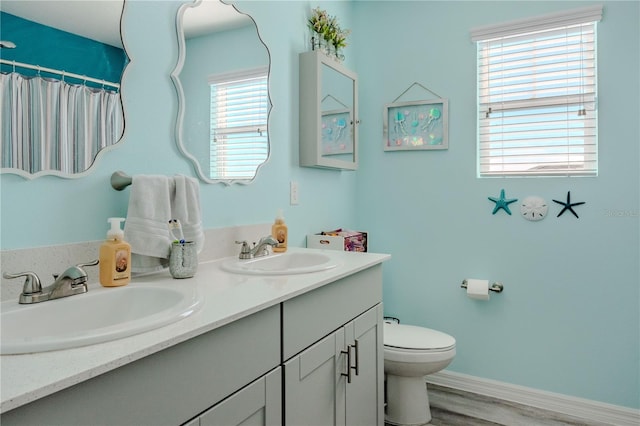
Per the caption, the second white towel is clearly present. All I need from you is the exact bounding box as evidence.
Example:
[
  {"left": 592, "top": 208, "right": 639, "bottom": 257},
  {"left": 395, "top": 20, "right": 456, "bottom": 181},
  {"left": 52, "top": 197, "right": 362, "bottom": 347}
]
[{"left": 124, "top": 174, "right": 205, "bottom": 273}]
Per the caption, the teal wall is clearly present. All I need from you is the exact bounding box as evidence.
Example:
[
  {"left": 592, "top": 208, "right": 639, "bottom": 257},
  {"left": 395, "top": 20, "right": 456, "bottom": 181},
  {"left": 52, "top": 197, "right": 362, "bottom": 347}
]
[
  {"left": 0, "top": 0, "right": 358, "bottom": 250},
  {"left": 0, "top": 0, "right": 637, "bottom": 410},
  {"left": 0, "top": 12, "right": 127, "bottom": 89},
  {"left": 353, "top": 0, "right": 639, "bottom": 409}
]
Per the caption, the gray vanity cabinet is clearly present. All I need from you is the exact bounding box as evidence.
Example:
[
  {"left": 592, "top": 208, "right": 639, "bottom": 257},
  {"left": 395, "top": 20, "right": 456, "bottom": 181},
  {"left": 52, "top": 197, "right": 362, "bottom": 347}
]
[
  {"left": 344, "top": 306, "right": 384, "bottom": 426},
  {"left": 284, "top": 304, "right": 383, "bottom": 426},
  {"left": 191, "top": 367, "right": 282, "bottom": 426},
  {"left": 1, "top": 263, "right": 385, "bottom": 426},
  {"left": 1, "top": 306, "right": 281, "bottom": 426},
  {"left": 284, "top": 326, "right": 346, "bottom": 425},
  {"left": 282, "top": 265, "right": 384, "bottom": 426}
]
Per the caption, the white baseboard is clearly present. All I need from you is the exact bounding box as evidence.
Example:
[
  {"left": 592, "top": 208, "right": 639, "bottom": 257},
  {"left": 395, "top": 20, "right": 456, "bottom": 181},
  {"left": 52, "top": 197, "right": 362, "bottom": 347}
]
[{"left": 426, "top": 370, "right": 640, "bottom": 426}]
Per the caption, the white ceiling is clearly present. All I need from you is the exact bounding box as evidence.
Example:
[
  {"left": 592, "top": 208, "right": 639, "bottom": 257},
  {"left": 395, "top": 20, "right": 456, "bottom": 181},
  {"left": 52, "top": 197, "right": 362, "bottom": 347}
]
[
  {"left": 184, "top": 0, "right": 251, "bottom": 39},
  {"left": 1, "top": 0, "right": 250, "bottom": 49}
]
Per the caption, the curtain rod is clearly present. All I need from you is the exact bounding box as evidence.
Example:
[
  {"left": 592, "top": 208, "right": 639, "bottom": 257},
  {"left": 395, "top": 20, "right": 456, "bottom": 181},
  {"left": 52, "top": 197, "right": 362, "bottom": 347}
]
[{"left": 0, "top": 59, "right": 120, "bottom": 89}]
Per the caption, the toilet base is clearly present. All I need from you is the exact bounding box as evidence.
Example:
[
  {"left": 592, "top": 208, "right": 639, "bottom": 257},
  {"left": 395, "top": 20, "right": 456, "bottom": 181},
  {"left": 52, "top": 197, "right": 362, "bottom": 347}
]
[{"left": 385, "top": 374, "right": 431, "bottom": 425}]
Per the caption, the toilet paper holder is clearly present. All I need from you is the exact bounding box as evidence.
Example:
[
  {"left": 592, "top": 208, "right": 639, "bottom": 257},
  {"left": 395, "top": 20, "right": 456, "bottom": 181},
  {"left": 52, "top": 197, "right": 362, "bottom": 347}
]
[{"left": 461, "top": 280, "right": 504, "bottom": 293}]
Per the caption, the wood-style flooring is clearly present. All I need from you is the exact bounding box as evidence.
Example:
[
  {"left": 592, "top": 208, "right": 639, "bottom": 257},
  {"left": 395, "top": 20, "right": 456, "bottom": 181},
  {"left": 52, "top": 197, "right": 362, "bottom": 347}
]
[{"left": 387, "top": 384, "right": 612, "bottom": 426}]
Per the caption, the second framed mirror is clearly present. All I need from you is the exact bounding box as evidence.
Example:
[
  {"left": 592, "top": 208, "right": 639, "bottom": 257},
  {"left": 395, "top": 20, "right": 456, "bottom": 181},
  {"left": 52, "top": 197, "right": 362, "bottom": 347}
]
[{"left": 173, "top": 0, "right": 271, "bottom": 185}]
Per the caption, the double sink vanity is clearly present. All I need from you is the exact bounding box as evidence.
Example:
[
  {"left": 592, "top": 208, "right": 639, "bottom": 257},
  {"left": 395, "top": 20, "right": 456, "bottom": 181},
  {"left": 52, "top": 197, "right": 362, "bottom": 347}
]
[
  {"left": 2, "top": 2, "right": 368, "bottom": 423},
  {"left": 1, "top": 248, "right": 389, "bottom": 426}
]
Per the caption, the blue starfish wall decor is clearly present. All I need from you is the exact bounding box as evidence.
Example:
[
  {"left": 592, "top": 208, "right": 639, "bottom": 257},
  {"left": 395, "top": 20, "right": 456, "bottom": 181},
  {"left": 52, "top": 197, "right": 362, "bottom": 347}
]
[
  {"left": 488, "top": 189, "right": 518, "bottom": 215},
  {"left": 553, "top": 191, "right": 586, "bottom": 218}
]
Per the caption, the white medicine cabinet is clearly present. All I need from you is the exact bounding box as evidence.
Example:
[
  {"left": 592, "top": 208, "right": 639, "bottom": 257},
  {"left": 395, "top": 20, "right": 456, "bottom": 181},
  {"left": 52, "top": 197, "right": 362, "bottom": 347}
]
[{"left": 299, "top": 51, "right": 359, "bottom": 170}]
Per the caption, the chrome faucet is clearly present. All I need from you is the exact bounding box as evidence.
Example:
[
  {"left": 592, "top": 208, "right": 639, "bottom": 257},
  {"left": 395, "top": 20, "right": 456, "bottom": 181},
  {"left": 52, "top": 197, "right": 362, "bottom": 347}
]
[
  {"left": 235, "top": 236, "right": 279, "bottom": 259},
  {"left": 4, "top": 260, "right": 99, "bottom": 304}
]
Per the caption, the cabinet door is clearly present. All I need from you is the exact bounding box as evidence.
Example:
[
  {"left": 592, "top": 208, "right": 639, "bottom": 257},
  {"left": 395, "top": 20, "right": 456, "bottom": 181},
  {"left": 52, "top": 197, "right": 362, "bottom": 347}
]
[
  {"left": 284, "top": 328, "right": 346, "bottom": 426},
  {"left": 344, "top": 304, "right": 384, "bottom": 426},
  {"left": 299, "top": 50, "right": 359, "bottom": 170},
  {"left": 284, "top": 303, "right": 384, "bottom": 426},
  {"left": 199, "top": 368, "right": 282, "bottom": 426}
]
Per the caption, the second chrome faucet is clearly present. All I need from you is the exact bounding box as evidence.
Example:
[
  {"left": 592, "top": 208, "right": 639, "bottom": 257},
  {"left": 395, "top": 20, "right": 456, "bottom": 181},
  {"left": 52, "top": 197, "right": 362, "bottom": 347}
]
[{"left": 235, "top": 236, "right": 278, "bottom": 259}]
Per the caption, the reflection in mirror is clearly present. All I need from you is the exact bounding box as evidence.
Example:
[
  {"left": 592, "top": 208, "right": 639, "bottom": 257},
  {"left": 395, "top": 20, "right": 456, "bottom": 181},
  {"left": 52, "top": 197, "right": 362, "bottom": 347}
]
[
  {"left": 173, "top": 0, "right": 270, "bottom": 185},
  {"left": 321, "top": 62, "right": 355, "bottom": 164},
  {"left": 0, "top": 1, "right": 128, "bottom": 178}
]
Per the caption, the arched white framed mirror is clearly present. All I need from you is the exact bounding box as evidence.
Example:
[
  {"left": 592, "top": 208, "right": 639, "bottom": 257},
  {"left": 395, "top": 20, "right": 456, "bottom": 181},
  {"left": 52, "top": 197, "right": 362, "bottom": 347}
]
[
  {"left": 172, "top": 0, "right": 271, "bottom": 185},
  {"left": 0, "top": 0, "right": 128, "bottom": 179}
]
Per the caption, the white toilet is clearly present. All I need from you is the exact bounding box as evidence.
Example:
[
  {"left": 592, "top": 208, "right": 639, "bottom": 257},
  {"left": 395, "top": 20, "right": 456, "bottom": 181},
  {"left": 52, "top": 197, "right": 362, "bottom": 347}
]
[{"left": 383, "top": 321, "right": 456, "bottom": 425}]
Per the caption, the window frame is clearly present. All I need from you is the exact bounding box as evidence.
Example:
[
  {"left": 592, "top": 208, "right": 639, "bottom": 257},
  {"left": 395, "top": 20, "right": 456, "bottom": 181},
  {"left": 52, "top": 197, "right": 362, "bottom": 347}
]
[{"left": 472, "top": 5, "right": 602, "bottom": 178}]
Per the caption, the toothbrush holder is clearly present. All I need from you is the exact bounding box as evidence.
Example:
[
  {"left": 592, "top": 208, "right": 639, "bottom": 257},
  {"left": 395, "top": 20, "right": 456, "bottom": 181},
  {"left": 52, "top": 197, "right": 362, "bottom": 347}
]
[{"left": 169, "top": 241, "right": 198, "bottom": 279}]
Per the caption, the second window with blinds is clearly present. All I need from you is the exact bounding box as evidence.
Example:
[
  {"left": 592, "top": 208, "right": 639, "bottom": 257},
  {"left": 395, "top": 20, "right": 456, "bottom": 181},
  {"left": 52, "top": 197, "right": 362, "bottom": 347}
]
[
  {"left": 209, "top": 68, "right": 269, "bottom": 181},
  {"left": 472, "top": 5, "right": 602, "bottom": 177}
]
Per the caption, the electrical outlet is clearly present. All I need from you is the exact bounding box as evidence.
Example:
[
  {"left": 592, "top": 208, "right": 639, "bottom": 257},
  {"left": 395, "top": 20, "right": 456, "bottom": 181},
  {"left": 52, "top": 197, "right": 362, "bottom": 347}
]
[{"left": 290, "top": 181, "right": 299, "bottom": 205}]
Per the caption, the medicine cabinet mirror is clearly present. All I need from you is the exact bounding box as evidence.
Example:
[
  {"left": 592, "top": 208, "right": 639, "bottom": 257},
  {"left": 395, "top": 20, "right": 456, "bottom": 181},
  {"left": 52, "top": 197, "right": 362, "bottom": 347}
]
[
  {"left": 0, "top": 0, "right": 128, "bottom": 179},
  {"left": 173, "top": 0, "right": 271, "bottom": 185},
  {"left": 299, "top": 50, "right": 358, "bottom": 170}
]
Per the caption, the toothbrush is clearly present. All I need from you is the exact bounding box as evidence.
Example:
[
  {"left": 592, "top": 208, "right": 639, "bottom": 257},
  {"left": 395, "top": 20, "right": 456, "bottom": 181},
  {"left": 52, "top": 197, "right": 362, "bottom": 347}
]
[
  {"left": 174, "top": 220, "right": 185, "bottom": 243},
  {"left": 168, "top": 219, "right": 185, "bottom": 244}
]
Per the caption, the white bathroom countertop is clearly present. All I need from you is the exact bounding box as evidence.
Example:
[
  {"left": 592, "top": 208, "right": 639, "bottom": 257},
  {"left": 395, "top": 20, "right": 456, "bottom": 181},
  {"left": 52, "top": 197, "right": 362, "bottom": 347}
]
[{"left": 0, "top": 247, "right": 390, "bottom": 413}]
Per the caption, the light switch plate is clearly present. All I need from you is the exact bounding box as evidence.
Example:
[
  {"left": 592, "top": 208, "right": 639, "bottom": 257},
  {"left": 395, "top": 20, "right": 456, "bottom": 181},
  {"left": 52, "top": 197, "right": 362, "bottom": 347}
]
[{"left": 290, "top": 181, "right": 299, "bottom": 205}]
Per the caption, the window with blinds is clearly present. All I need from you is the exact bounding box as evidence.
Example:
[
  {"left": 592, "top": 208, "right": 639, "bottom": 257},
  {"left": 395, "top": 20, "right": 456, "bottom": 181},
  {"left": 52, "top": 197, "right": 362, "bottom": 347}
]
[
  {"left": 209, "top": 68, "right": 269, "bottom": 181},
  {"left": 473, "top": 5, "right": 602, "bottom": 177}
]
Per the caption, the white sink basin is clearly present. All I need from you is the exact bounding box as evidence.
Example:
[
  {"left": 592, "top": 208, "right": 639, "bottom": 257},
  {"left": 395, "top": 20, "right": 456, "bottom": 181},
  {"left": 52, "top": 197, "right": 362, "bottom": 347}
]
[
  {"left": 1, "top": 285, "right": 201, "bottom": 355},
  {"left": 221, "top": 252, "right": 339, "bottom": 275}
]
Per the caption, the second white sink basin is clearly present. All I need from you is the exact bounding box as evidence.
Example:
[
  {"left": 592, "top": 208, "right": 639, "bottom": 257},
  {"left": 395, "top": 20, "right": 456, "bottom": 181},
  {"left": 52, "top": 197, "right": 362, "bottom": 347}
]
[
  {"left": 221, "top": 252, "right": 339, "bottom": 275},
  {"left": 1, "top": 285, "right": 201, "bottom": 355}
]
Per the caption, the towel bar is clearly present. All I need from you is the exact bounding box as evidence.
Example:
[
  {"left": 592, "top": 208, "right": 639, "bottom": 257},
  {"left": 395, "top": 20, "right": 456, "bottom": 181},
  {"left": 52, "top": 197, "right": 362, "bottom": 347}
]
[{"left": 111, "top": 171, "right": 132, "bottom": 191}]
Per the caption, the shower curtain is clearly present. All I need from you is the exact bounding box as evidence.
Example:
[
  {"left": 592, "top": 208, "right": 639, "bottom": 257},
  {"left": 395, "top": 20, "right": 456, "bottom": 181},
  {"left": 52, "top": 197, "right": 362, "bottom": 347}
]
[{"left": 0, "top": 72, "right": 123, "bottom": 174}]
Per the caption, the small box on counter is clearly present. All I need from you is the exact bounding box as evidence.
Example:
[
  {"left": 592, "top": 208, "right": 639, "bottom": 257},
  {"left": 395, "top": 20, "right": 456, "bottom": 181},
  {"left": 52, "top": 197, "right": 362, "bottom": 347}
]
[{"left": 306, "top": 229, "right": 368, "bottom": 252}]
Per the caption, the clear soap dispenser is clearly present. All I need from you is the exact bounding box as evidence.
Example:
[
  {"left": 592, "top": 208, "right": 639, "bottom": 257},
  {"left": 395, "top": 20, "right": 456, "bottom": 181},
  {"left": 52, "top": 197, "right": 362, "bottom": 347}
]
[{"left": 99, "top": 217, "right": 131, "bottom": 287}]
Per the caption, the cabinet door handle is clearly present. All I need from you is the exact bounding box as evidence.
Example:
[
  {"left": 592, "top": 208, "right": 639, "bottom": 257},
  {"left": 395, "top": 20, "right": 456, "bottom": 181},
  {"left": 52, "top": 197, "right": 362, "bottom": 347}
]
[
  {"left": 353, "top": 339, "right": 360, "bottom": 376},
  {"left": 341, "top": 347, "right": 352, "bottom": 383}
]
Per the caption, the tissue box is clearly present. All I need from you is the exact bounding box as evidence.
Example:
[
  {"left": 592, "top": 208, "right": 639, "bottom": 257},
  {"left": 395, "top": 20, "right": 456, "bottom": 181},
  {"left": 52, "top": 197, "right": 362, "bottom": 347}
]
[{"left": 306, "top": 229, "right": 367, "bottom": 252}]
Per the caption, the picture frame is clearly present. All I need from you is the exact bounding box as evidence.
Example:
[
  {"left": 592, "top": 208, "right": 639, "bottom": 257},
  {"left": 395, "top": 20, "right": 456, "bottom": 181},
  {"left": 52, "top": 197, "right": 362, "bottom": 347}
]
[
  {"left": 321, "top": 108, "right": 353, "bottom": 155},
  {"left": 383, "top": 99, "right": 449, "bottom": 151}
]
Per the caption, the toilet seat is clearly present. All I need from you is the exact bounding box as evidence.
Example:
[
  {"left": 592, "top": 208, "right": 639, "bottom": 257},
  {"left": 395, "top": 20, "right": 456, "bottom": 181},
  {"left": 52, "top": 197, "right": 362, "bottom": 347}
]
[
  {"left": 384, "top": 345, "right": 456, "bottom": 364},
  {"left": 384, "top": 322, "right": 455, "bottom": 351}
]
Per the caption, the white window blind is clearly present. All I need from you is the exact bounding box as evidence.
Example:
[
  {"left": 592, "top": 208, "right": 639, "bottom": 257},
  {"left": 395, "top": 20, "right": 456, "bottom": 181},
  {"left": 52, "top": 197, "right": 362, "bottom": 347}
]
[
  {"left": 473, "top": 5, "right": 602, "bottom": 177},
  {"left": 209, "top": 68, "right": 269, "bottom": 181}
]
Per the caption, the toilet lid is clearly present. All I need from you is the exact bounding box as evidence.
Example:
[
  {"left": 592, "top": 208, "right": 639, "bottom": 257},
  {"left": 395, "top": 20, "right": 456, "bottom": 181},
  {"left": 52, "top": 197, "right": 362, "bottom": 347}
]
[{"left": 384, "top": 323, "right": 455, "bottom": 350}]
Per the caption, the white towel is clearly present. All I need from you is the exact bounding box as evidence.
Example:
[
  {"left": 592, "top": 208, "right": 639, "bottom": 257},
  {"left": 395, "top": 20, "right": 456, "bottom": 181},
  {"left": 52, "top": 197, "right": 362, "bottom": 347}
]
[
  {"left": 123, "top": 174, "right": 205, "bottom": 274},
  {"left": 171, "top": 175, "right": 205, "bottom": 254},
  {"left": 124, "top": 175, "right": 173, "bottom": 273}
]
